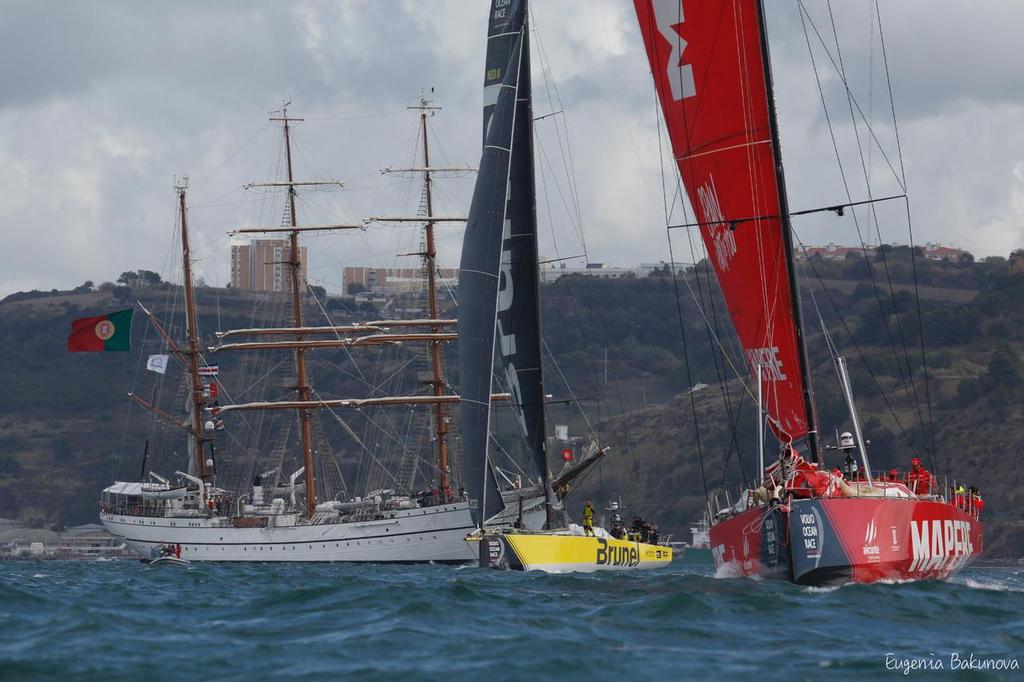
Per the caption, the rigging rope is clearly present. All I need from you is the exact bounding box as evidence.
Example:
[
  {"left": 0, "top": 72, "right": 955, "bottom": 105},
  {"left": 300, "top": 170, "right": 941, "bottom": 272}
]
[
  {"left": 874, "top": 0, "right": 938, "bottom": 469},
  {"left": 823, "top": 0, "right": 929, "bottom": 456},
  {"left": 642, "top": 3, "right": 712, "bottom": 506},
  {"left": 797, "top": 0, "right": 928, "bottom": 459},
  {"left": 793, "top": 230, "right": 920, "bottom": 456}
]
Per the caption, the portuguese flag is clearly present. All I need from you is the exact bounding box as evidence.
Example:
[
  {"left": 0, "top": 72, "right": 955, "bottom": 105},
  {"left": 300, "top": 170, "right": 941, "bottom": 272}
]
[{"left": 67, "top": 308, "right": 134, "bottom": 352}]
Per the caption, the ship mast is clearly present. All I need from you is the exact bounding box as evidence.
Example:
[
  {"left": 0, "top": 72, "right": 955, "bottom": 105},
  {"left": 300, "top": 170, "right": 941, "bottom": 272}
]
[
  {"left": 273, "top": 105, "right": 319, "bottom": 517},
  {"left": 371, "top": 96, "right": 471, "bottom": 497},
  {"left": 415, "top": 95, "right": 452, "bottom": 496},
  {"left": 176, "top": 177, "right": 210, "bottom": 482},
  {"left": 755, "top": 0, "right": 822, "bottom": 464}
]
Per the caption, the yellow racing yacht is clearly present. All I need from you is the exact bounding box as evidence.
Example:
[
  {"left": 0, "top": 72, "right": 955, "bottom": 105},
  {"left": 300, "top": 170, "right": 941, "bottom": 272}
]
[{"left": 457, "top": 0, "right": 672, "bottom": 573}]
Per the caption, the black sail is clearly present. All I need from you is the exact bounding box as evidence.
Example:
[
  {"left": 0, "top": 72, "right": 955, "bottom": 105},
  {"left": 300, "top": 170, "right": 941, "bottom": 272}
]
[
  {"left": 482, "top": 1, "right": 527, "bottom": 137},
  {"left": 484, "top": 0, "right": 552, "bottom": 512},
  {"left": 458, "top": 29, "right": 526, "bottom": 524}
]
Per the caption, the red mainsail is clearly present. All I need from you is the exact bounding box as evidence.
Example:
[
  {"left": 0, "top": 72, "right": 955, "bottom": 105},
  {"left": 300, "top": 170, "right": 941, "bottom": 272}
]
[{"left": 634, "top": 0, "right": 811, "bottom": 442}]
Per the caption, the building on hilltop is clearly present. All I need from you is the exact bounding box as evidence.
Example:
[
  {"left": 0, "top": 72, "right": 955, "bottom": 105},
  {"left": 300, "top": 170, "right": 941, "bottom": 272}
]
[
  {"left": 801, "top": 242, "right": 875, "bottom": 261},
  {"left": 231, "top": 239, "right": 308, "bottom": 292},
  {"left": 539, "top": 262, "right": 635, "bottom": 284},
  {"left": 799, "top": 242, "right": 971, "bottom": 263},
  {"left": 636, "top": 261, "right": 692, "bottom": 278},
  {"left": 921, "top": 242, "right": 971, "bottom": 262},
  {"left": 343, "top": 267, "right": 457, "bottom": 295}
]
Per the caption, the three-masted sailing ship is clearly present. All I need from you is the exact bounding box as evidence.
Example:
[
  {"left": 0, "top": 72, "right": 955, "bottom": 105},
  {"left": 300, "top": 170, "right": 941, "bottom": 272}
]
[
  {"left": 633, "top": 0, "right": 981, "bottom": 584},
  {"left": 100, "top": 108, "right": 475, "bottom": 562},
  {"left": 462, "top": 0, "right": 672, "bottom": 572}
]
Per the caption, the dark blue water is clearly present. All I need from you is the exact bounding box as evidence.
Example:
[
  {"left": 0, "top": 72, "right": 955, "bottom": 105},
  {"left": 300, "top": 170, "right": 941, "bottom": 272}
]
[{"left": 0, "top": 561, "right": 1021, "bottom": 681}]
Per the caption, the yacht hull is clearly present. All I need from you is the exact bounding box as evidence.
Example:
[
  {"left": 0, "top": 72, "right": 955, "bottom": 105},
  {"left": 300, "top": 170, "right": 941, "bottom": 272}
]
[
  {"left": 477, "top": 532, "right": 673, "bottom": 573},
  {"left": 709, "top": 498, "right": 983, "bottom": 585}
]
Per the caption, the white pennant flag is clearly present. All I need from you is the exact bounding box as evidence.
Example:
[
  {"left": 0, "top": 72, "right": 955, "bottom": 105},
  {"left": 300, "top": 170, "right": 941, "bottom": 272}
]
[{"left": 146, "top": 354, "right": 169, "bottom": 374}]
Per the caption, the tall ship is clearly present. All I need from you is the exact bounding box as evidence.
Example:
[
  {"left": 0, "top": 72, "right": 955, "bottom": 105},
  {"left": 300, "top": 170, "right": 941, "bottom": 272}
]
[
  {"left": 98, "top": 103, "right": 550, "bottom": 561},
  {"left": 462, "top": 0, "right": 671, "bottom": 572},
  {"left": 633, "top": 0, "right": 982, "bottom": 584}
]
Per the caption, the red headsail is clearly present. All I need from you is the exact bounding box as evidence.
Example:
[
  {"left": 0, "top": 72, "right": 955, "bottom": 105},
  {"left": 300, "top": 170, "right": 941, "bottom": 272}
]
[{"left": 634, "top": 0, "right": 810, "bottom": 442}]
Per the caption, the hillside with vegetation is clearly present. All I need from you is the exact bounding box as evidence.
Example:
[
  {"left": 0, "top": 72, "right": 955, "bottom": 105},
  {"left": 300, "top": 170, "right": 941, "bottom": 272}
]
[{"left": 1, "top": 249, "right": 1023, "bottom": 558}]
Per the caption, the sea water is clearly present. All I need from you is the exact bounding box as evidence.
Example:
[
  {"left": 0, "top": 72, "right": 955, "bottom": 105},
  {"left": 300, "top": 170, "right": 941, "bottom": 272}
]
[{"left": 0, "top": 561, "right": 1021, "bottom": 680}]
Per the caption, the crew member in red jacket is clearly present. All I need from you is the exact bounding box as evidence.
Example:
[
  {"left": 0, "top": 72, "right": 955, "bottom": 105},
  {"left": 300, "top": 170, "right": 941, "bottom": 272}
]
[
  {"left": 905, "top": 457, "right": 935, "bottom": 496},
  {"left": 969, "top": 486, "right": 984, "bottom": 519}
]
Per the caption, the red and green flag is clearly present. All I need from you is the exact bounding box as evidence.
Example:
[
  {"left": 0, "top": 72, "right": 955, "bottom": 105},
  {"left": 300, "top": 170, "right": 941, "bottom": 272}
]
[{"left": 67, "top": 308, "right": 134, "bottom": 352}]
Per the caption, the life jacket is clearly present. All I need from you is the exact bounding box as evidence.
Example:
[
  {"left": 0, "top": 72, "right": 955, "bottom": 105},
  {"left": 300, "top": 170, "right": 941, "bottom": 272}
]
[{"left": 582, "top": 504, "right": 594, "bottom": 524}]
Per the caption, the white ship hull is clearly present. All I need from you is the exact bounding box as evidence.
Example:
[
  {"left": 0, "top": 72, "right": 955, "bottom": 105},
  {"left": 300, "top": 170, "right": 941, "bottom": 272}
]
[{"left": 101, "top": 501, "right": 477, "bottom": 563}]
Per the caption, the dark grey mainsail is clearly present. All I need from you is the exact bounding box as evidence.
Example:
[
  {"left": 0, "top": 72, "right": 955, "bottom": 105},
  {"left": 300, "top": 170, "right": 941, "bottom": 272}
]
[
  {"left": 483, "top": 0, "right": 526, "bottom": 136},
  {"left": 486, "top": 0, "right": 554, "bottom": 526},
  {"left": 458, "top": 30, "right": 526, "bottom": 524}
]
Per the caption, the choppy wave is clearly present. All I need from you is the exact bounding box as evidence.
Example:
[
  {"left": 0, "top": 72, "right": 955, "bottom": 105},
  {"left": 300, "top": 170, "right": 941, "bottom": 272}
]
[{"left": 0, "top": 561, "right": 1021, "bottom": 680}]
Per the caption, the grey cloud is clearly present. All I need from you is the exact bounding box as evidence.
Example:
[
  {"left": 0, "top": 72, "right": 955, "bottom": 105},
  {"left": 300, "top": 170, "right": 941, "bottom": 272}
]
[{"left": 0, "top": 1, "right": 1021, "bottom": 298}]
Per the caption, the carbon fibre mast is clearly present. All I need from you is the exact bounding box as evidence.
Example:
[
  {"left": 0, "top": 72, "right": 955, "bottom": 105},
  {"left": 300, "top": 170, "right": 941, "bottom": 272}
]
[{"left": 753, "top": 0, "right": 821, "bottom": 464}]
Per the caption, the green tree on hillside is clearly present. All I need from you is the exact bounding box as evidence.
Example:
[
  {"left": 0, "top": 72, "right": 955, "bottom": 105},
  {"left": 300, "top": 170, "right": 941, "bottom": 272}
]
[
  {"left": 982, "top": 344, "right": 1024, "bottom": 399},
  {"left": 0, "top": 454, "right": 21, "bottom": 477},
  {"left": 139, "top": 270, "right": 162, "bottom": 287},
  {"left": 52, "top": 437, "right": 74, "bottom": 464}
]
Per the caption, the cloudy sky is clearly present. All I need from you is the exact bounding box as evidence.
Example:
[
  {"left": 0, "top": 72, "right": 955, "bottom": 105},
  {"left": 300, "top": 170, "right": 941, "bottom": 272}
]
[{"left": 2, "top": 0, "right": 1022, "bottom": 297}]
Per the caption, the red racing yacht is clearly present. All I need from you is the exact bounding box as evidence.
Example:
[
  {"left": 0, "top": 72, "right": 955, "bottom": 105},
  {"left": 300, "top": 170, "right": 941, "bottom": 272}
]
[{"left": 633, "top": 0, "right": 982, "bottom": 585}]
